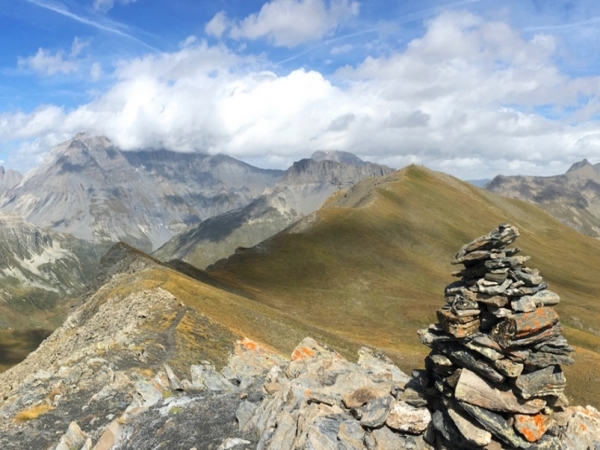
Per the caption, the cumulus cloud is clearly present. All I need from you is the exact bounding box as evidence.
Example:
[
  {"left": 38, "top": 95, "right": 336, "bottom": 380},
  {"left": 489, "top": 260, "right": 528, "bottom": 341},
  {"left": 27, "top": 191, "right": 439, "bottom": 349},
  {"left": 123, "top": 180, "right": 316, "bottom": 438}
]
[
  {"left": 208, "top": 0, "right": 360, "bottom": 47},
  {"left": 6, "top": 11, "right": 600, "bottom": 179},
  {"left": 17, "top": 37, "right": 89, "bottom": 76}
]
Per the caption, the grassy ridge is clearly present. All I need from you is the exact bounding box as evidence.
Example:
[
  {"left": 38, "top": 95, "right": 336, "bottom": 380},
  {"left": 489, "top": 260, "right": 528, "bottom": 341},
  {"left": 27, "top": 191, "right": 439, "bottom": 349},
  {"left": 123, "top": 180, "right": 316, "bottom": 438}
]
[{"left": 207, "top": 165, "right": 600, "bottom": 406}]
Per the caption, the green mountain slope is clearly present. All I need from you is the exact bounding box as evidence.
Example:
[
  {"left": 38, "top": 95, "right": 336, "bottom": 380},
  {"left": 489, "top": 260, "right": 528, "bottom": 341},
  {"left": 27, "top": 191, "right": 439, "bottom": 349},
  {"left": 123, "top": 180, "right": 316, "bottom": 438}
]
[{"left": 205, "top": 165, "right": 600, "bottom": 406}]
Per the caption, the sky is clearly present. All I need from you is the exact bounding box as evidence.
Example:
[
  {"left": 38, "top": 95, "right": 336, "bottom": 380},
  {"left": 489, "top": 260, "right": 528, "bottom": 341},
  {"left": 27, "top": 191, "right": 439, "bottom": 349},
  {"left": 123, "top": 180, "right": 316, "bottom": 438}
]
[{"left": 3, "top": 0, "right": 600, "bottom": 179}]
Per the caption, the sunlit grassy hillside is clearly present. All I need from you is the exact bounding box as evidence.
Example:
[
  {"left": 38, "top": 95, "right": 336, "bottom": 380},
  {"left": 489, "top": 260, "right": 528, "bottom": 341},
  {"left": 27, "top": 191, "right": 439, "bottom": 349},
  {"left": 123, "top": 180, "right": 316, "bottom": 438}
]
[{"left": 205, "top": 165, "right": 600, "bottom": 406}]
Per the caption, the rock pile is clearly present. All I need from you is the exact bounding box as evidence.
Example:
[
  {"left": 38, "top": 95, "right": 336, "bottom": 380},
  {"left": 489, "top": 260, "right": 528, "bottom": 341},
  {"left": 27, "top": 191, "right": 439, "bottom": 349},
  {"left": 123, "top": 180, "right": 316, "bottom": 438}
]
[{"left": 418, "top": 224, "right": 574, "bottom": 449}]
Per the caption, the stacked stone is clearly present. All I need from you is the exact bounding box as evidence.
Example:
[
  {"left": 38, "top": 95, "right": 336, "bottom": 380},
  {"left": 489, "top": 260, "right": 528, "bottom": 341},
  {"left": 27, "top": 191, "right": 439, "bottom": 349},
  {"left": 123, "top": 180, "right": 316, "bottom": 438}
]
[{"left": 418, "top": 224, "right": 573, "bottom": 450}]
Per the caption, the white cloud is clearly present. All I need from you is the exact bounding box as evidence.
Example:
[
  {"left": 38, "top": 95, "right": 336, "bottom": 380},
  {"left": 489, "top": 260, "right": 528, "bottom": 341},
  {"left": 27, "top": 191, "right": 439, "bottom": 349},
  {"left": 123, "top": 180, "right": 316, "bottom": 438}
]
[
  {"left": 90, "top": 62, "right": 103, "bottom": 81},
  {"left": 205, "top": 12, "right": 230, "bottom": 39},
  {"left": 211, "top": 0, "right": 360, "bottom": 47},
  {"left": 18, "top": 37, "right": 89, "bottom": 77},
  {"left": 6, "top": 12, "right": 600, "bottom": 179},
  {"left": 93, "top": 0, "right": 137, "bottom": 13}
]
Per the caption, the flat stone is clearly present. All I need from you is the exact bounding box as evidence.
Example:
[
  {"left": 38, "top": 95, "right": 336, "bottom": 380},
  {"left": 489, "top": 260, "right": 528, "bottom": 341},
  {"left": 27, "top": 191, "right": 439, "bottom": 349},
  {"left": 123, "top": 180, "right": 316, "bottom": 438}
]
[
  {"left": 505, "top": 282, "right": 548, "bottom": 297},
  {"left": 367, "top": 426, "right": 409, "bottom": 450},
  {"left": 437, "top": 308, "right": 480, "bottom": 324},
  {"left": 453, "top": 250, "right": 504, "bottom": 265},
  {"left": 463, "top": 290, "right": 510, "bottom": 307},
  {"left": 337, "top": 419, "right": 365, "bottom": 450},
  {"left": 438, "top": 315, "right": 481, "bottom": 338},
  {"left": 477, "top": 278, "right": 512, "bottom": 295},
  {"left": 464, "top": 339, "right": 504, "bottom": 361},
  {"left": 455, "top": 369, "right": 546, "bottom": 414},
  {"left": 484, "top": 255, "right": 530, "bottom": 270},
  {"left": 55, "top": 421, "right": 87, "bottom": 450},
  {"left": 435, "top": 342, "right": 505, "bottom": 384},
  {"left": 163, "top": 364, "right": 183, "bottom": 391},
  {"left": 491, "top": 308, "right": 560, "bottom": 348},
  {"left": 515, "top": 366, "right": 566, "bottom": 399},
  {"left": 561, "top": 406, "right": 600, "bottom": 450},
  {"left": 458, "top": 401, "right": 532, "bottom": 449},
  {"left": 445, "top": 401, "right": 492, "bottom": 447},
  {"left": 512, "top": 269, "right": 544, "bottom": 286},
  {"left": 485, "top": 272, "right": 509, "bottom": 283},
  {"left": 530, "top": 290, "right": 560, "bottom": 306},
  {"left": 386, "top": 400, "right": 431, "bottom": 434},
  {"left": 306, "top": 416, "right": 342, "bottom": 450},
  {"left": 359, "top": 395, "right": 392, "bottom": 428},
  {"left": 511, "top": 297, "right": 537, "bottom": 313},
  {"left": 502, "top": 324, "right": 562, "bottom": 348},
  {"left": 454, "top": 224, "right": 520, "bottom": 259},
  {"left": 514, "top": 413, "right": 547, "bottom": 442},
  {"left": 493, "top": 359, "right": 524, "bottom": 378},
  {"left": 524, "top": 351, "right": 574, "bottom": 369},
  {"left": 399, "top": 386, "right": 429, "bottom": 408}
]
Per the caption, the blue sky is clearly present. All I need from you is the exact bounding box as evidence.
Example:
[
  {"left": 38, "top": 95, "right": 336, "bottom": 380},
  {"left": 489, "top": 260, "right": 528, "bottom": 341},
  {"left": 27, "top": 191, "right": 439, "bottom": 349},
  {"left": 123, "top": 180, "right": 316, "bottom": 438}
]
[{"left": 3, "top": 0, "right": 600, "bottom": 179}]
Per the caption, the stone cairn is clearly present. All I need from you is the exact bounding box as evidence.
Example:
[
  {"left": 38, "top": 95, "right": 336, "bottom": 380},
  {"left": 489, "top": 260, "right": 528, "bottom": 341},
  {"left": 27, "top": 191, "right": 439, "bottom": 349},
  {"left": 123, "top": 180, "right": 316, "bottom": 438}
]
[{"left": 418, "top": 224, "right": 574, "bottom": 449}]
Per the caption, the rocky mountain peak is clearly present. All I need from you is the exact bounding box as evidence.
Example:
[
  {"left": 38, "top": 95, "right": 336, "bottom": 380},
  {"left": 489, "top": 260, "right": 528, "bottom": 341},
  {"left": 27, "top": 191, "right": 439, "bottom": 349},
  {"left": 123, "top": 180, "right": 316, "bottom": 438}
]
[
  {"left": 566, "top": 158, "right": 593, "bottom": 173},
  {"left": 310, "top": 149, "right": 368, "bottom": 166}
]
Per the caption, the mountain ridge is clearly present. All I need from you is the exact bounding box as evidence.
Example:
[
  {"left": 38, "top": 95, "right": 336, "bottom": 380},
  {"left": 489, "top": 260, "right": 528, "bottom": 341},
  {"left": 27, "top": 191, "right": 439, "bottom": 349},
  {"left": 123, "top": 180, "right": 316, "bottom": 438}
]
[
  {"left": 153, "top": 153, "right": 393, "bottom": 268},
  {"left": 0, "top": 133, "right": 283, "bottom": 252}
]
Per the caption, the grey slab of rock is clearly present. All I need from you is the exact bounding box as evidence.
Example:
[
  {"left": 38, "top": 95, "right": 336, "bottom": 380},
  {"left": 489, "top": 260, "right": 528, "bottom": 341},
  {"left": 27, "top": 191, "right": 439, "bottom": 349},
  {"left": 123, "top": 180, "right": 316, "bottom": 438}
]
[
  {"left": 265, "top": 410, "right": 297, "bottom": 450},
  {"left": 131, "top": 379, "right": 163, "bottom": 408},
  {"left": 360, "top": 395, "right": 392, "bottom": 428},
  {"left": 524, "top": 352, "right": 574, "bottom": 369},
  {"left": 494, "top": 358, "right": 524, "bottom": 378},
  {"left": 306, "top": 416, "right": 342, "bottom": 450},
  {"left": 366, "top": 426, "right": 407, "bottom": 450},
  {"left": 399, "top": 387, "right": 428, "bottom": 408},
  {"left": 512, "top": 297, "right": 537, "bottom": 313},
  {"left": 357, "top": 347, "right": 411, "bottom": 384},
  {"left": 236, "top": 400, "right": 257, "bottom": 432},
  {"left": 512, "top": 269, "right": 543, "bottom": 286},
  {"left": 337, "top": 419, "right": 365, "bottom": 450},
  {"left": 477, "top": 278, "right": 512, "bottom": 295},
  {"left": 191, "top": 363, "right": 237, "bottom": 392},
  {"left": 434, "top": 342, "right": 505, "bottom": 383},
  {"left": 464, "top": 339, "right": 504, "bottom": 361},
  {"left": 453, "top": 224, "right": 519, "bottom": 259},
  {"left": 54, "top": 421, "right": 87, "bottom": 450},
  {"left": 444, "top": 400, "right": 492, "bottom": 447},
  {"left": 163, "top": 364, "right": 183, "bottom": 391},
  {"left": 386, "top": 399, "right": 431, "bottom": 434},
  {"left": 458, "top": 401, "right": 531, "bottom": 449},
  {"left": 515, "top": 366, "right": 566, "bottom": 399},
  {"left": 530, "top": 290, "right": 560, "bottom": 306},
  {"left": 454, "top": 369, "right": 546, "bottom": 414}
]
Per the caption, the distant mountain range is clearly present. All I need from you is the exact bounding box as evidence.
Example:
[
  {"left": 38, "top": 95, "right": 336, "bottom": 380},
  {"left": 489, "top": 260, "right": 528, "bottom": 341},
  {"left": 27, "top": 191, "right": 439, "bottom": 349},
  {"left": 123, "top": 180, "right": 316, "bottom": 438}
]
[
  {"left": 486, "top": 159, "right": 600, "bottom": 238},
  {"left": 0, "top": 133, "right": 282, "bottom": 253},
  {"left": 153, "top": 151, "right": 393, "bottom": 268},
  {"left": 0, "top": 212, "right": 104, "bottom": 330}
]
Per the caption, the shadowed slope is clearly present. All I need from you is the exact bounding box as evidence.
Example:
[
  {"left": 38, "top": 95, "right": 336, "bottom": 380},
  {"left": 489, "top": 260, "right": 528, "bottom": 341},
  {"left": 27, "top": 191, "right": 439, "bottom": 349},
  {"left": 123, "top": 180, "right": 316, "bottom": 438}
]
[{"left": 207, "top": 165, "right": 600, "bottom": 406}]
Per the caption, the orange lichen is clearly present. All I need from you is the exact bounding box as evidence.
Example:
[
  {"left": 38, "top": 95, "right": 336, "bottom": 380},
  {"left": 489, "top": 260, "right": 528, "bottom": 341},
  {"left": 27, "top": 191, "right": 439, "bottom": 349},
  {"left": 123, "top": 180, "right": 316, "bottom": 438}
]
[
  {"left": 292, "top": 346, "right": 315, "bottom": 361},
  {"left": 514, "top": 414, "right": 546, "bottom": 442}
]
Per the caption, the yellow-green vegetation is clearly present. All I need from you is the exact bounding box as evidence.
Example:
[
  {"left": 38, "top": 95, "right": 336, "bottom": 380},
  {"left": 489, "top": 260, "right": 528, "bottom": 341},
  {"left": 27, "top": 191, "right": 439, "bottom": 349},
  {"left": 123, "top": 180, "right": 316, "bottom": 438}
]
[
  {"left": 205, "top": 165, "right": 600, "bottom": 406},
  {"left": 14, "top": 404, "right": 54, "bottom": 423}
]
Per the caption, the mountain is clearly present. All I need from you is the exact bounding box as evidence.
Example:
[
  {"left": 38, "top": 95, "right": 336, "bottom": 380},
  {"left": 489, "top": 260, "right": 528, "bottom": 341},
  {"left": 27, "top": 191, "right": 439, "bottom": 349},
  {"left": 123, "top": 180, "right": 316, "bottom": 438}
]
[
  {"left": 205, "top": 165, "right": 600, "bottom": 407},
  {"left": 0, "top": 212, "right": 104, "bottom": 371},
  {"left": 485, "top": 159, "right": 600, "bottom": 238},
  {"left": 153, "top": 153, "right": 393, "bottom": 268},
  {"left": 3, "top": 166, "right": 600, "bottom": 447},
  {"left": 466, "top": 178, "right": 490, "bottom": 187},
  {"left": 0, "top": 166, "right": 22, "bottom": 192},
  {"left": 0, "top": 133, "right": 283, "bottom": 252}
]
